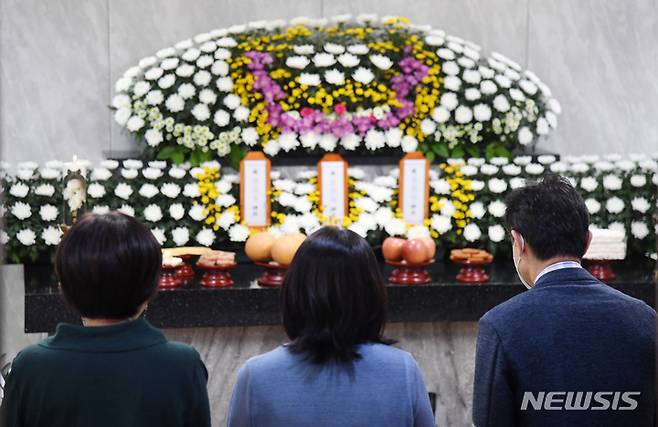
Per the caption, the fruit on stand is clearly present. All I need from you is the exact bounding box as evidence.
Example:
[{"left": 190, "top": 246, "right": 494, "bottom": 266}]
[
  {"left": 244, "top": 232, "right": 277, "bottom": 262},
  {"left": 382, "top": 237, "right": 405, "bottom": 261},
  {"left": 402, "top": 239, "right": 429, "bottom": 264},
  {"left": 271, "top": 234, "right": 306, "bottom": 266},
  {"left": 419, "top": 237, "right": 436, "bottom": 260}
]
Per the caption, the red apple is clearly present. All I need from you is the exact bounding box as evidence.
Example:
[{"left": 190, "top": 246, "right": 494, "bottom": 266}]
[
  {"left": 419, "top": 237, "right": 436, "bottom": 260},
  {"left": 382, "top": 237, "right": 405, "bottom": 261},
  {"left": 402, "top": 239, "right": 429, "bottom": 264}
]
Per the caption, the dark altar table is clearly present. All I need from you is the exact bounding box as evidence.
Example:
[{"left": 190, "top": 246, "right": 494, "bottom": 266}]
[{"left": 24, "top": 258, "right": 656, "bottom": 333}]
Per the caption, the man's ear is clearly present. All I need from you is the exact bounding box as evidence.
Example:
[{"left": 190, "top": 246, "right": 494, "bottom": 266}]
[
  {"left": 511, "top": 229, "right": 524, "bottom": 253},
  {"left": 583, "top": 229, "right": 593, "bottom": 256}
]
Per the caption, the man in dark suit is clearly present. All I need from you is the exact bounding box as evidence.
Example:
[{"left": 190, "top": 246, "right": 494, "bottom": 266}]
[{"left": 472, "top": 174, "right": 656, "bottom": 427}]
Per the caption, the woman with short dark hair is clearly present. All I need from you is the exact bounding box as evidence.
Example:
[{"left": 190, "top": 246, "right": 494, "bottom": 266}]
[
  {"left": 0, "top": 212, "right": 211, "bottom": 427},
  {"left": 227, "top": 227, "right": 435, "bottom": 427}
]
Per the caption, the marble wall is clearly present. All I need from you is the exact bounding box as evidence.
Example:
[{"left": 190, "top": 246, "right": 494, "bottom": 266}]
[{"left": 1, "top": 0, "right": 657, "bottom": 164}]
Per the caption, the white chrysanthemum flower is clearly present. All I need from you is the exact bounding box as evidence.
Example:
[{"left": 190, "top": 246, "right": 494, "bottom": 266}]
[
  {"left": 165, "top": 94, "right": 185, "bottom": 112},
  {"left": 465, "top": 88, "right": 481, "bottom": 101},
  {"left": 112, "top": 94, "right": 131, "bottom": 109},
  {"left": 39, "top": 204, "right": 58, "bottom": 221},
  {"left": 365, "top": 130, "right": 386, "bottom": 151},
  {"left": 337, "top": 53, "right": 360, "bottom": 68},
  {"left": 115, "top": 77, "right": 132, "bottom": 92},
  {"left": 488, "top": 225, "right": 506, "bottom": 242},
  {"left": 286, "top": 55, "right": 310, "bottom": 69},
  {"left": 440, "top": 92, "right": 459, "bottom": 110},
  {"left": 458, "top": 57, "right": 476, "bottom": 69},
  {"left": 480, "top": 164, "right": 499, "bottom": 175},
  {"left": 401, "top": 135, "right": 418, "bottom": 153},
  {"left": 158, "top": 74, "right": 176, "bottom": 89},
  {"left": 605, "top": 197, "right": 625, "bottom": 214},
  {"left": 16, "top": 168, "right": 35, "bottom": 180},
  {"left": 159, "top": 183, "right": 180, "bottom": 199},
  {"left": 473, "top": 104, "right": 492, "bottom": 122},
  {"left": 299, "top": 73, "right": 321, "bottom": 86},
  {"left": 278, "top": 132, "right": 299, "bottom": 152},
  {"left": 584, "top": 198, "right": 601, "bottom": 214},
  {"left": 300, "top": 132, "right": 320, "bottom": 149},
  {"left": 171, "top": 227, "right": 190, "bottom": 246},
  {"left": 324, "top": 69, "right": 345, "bottom": 85},
  {"left": 35, "top": 184, "right": 56, "bottom": 197},
  {"left": 126, "top": 116, "right": 145, "bottom": 132},
  {"left": 17, "top": 229, "right": 37, "bottom": 246},
  {"left": 41, "top": 225, "right": 63, "bottom": 246},
  {"left": 223, "top": 94, "right": 241, "bottom": 110},
  {"left": 196, "top": 55, "right": 214, "bottom": 69},
  {"left": 121, "top": 168, "right": 139, "bottom": 179},
  {"left": 463, "top": 223, "right": 482, "bottom": 242},
  {"left": 420, "top": 118, "right": 437, "bottom": 135},
  {"left": 579, "top": 177, "right": 598, "bottom": 192},
  {"left": 443, "top": 76, "right": 461, "bottom": 91},
  {"left": 460, "top": 165, "right": 478, "bottom": 176},
  {"left": 9, "top": 183, "right": 29, "bottom": 198},
  {"left": 182, "top": 47, "right": 201, "bottom": 62},
  {"left": 176, "top": 64, "right": 195, "bottom": 78},
  {"left": 229, "top": 224, "right": 249, "bottom": 242},
  {"left": 436, "top": 48, "right": 456, "bottom": 60},
  {"left": 313, "top": 53, "right": 336, "bottom": 68},
  {"left": 263, "top": 139, "right": 280, "bottom": 156},
  {"left": 216, "top": 76, "right": 233, "bottom": 92},
  {"left": 213, "top": 109, "right": 231, "bottom": 127},
  {"left": 161, "top": 57, "right": 179, "bottom": 70},
  {"left": 352, "top": 67, "right": 375, "bottom": 85},
  {"left": 454, "top": 106, "right": 473, "bottom": 124},
  {"left": 488, "top": 200, "right": 506, "bottom": 217},
  {"left": 144, "top": 67, "right": 164, "bottom": 81},
  {"left": 142, "top": 167, "right": 163, "bottom": 180},
  {"left": 439, "top": 199, "right": 456, "bottom": 217},
  {"left": 518, "top": 127, "right": 534, "bottom": 145},
  {"left": 144, "top": 129, "right": 163, "bottom": 147},
  {"left": 384, "top": 218, "right": 406, "bottom": 237},
  {"left": 463, "top": 69, "right": 481, "bottom": 84},
  {"left": 319, "top": 134, "right": 338, "bottom": 151},
  {"left": 525, "top": 163, "right": 544, "bottom": 175},
  {"left": 11, "top": 202, "right": 32, "bottom": 220},
  {"left": 195, "top": 228, "right": 215, "bottom": 247},
  {"left": 631, "top": 222, "right": 649, "bottom": 240},
  {"left": 479, "top": 80, "right": 498, "bottom": 95},
  {"left": 341, "top": 133, "right": 360, "bottom": 150},
  {"left": 188, "top": 204, "right": 207, "bottom": 221},
  {"left": 193, "top": 70, "right": 212, "bottom": 87},
  {"left": 442, "top": 61, "right": 460, "bottom": 76},
  {"left": 509, "top": 177, "right": 526, "bottom": 189},
  {"left": 181, "top": 183, "right": 200, "bottom": 199},
  {"left": 431, "top": 106, "right": 450, "bottom": 123},
  {"left": 164, "top": 203, "right": 184, "bottom": 221},
  {"left": 211, "top": 60, "right": 229, "bottom": 77},
  {"left": 144, "top": 90, "right": 164, "bottom": 106},
  {"left": 631, "top": 197, "right": 650, "bottom": 213},
  {"left": 493, "top": 74, "right": 512, "bottom": 89},
  {"left": 430, "top": 214, "right": 452, "bottom": 234},
  {"left": 114, "top": 183, "right": 134, "bottom": 200},
  {"left": 191, "top": 104, "right": 211, "bottom": 122},
  {"left": 87, "top": 182, "right": 106, "bottom": 199},
  {"left": 424, "top": 35, "right": 444, "bottom": 46},
  {"left": 138, "top": 183, "right": 159, "bottom": 199},
  {"left": 369, "top": 54, "right": 393, "bottom": 70},
  {"left": 602, "top": 175, "right": 622, "bottom": 191},
  {"left": 430, "top": 179, "right": 451, "bottom": 195},
  {"left": 488, "top": 178, "right": 508, "bottom": 194},
  {"left": 492, "top": 94, "right": 510, "bottom": 112},
  {"left": 234, "top": 106, "right": 250, "bottom": 122},
  {"left": 113, "top": 108, "right": 131, "bottom": 126},
  {"left": 347, "top": 44, "right": 369, "bottom": 55},
  {"left": 293, "top": 45, "right": 314, "bottom": 55},
  {"left": 630, "top": 174, "right": 647, "bottom": 187}
]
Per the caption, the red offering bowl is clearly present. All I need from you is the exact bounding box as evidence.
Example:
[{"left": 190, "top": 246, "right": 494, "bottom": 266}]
[
  {"left": 587, "top": 259, "right": 616, "bottom": 282},
  {"left": 452, "top": 258, "right": 492, "bottom": 283},
  {"left": 198, "top": 263, "right": 236, "bottom": 288},
  {"left": 159, "top": 265, "right": 184, "bottom": 290},
  {"left": 255, "top": 261, "right": 288, "bottom": 288},
  {"left": 386, "top": 260, "right": 434, "bottom": 285},
  {"left": 175, "top": 255, "right": 196, "bottom": 279}
]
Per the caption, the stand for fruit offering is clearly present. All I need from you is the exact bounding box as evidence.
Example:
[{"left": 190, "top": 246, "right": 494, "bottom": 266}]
[
  {"left": 159, "top": 265, "right": 184, "bottom": 290},
  {"left": 586, "top": 259, "right": 616, "bottom": 282},
  {"left": 255, "top": 262, "right": 287, "bottom": 288},
  {"left": 199, "top": 263, "right": 236, "bottom": 288},
  {"left": 175, "top": 255, "right": 196, "bottom": 278},
  {"left": 452, "top": 258, "right": 492, "bottom": 283},
  {"left": 386, "top": 260, "right": 433, "bottom": 285}
]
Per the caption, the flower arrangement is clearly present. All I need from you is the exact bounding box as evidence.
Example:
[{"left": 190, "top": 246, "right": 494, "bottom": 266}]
[
  {"left": 2, "top": 154, "right": 656, "bottom": 264},
  {"left": 112, "top": 14, "right": 560, "bottom": 166}
]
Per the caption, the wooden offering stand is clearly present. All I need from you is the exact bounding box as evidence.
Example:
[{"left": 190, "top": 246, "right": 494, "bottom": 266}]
[
  {"left": 587, "top": 259, "right": 616, "bottom": 282},
  {"left": 255, "top": 261, "right": 287, "bottom": 288},
  {"left": 175, "top": 255, "right": 196, "bottom": 279},
  {"left": 199, "top": 263, "right": 236, "bottom": 288},
  {"left": 452, "top": 258, "right": 492, "bottom": 283},
  {"left": 386, "top": 260, "right": 433, "bottom": 285},
  {"left": 159, "top": 265, "right": 184, "bottom": 290}
]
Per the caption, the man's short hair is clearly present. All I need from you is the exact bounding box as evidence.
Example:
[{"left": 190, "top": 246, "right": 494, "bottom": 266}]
[
  {"left": 504, "top": 174, "right": 590, "bottom": 260},
  {"left": 55, "top": 212, "right": 162, "bottom": 319}
]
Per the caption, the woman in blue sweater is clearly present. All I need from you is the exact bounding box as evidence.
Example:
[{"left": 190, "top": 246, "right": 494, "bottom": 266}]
[{"left": 227, "top": 226, "right": 435, "bottom": 427}]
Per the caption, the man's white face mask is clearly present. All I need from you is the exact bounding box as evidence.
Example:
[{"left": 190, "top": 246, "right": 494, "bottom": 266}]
[{"left": 512, "top": 232, "right": 532, "bottom": 289}]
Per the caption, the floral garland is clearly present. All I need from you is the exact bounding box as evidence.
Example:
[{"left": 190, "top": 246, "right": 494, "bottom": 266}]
[
  {"left": 111, "top": 14, "right": 560, "bottom": 166},
  {"left": 2, "top": 154, "right": 656, "bottom": 264}
]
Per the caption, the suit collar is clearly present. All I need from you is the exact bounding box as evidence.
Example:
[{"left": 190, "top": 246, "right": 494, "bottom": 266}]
[
  {"left": 533, "top": 266, "right": 600, "bottom": 289},
  {"left": 40, "top": 317, "right": 167, "bottom": 353}
]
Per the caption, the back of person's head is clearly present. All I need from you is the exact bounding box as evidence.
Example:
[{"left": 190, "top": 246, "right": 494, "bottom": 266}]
[
  {"left": 504, "top": 174, "right": 590, "bottom": 260},
  {"left": 55, "top": 211, "right": 162, "bottom": 319},
  {"left": 282, "top": 226, "right": 388, "bottom": 364}
]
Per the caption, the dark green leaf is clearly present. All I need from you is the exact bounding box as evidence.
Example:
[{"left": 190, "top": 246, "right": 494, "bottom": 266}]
[
  {"left": 431, "top": 142, "right": 450, "bottom": 158},
  {"left": 156, "top": 146, "right": 178, "bottom": 160},
  {"left": 464, "top": 144, "right": 480, "bottom": 158},
  {"left": 426, "top": 151, "right": 436, "bottom": 163},
  {"left": 450, "top": 146, "right": 465, "bottom": 159}
]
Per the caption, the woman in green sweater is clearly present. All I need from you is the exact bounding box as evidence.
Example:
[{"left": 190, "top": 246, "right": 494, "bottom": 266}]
[{"left": 0, "top": 212, "right": 211, "bottom": 427}]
